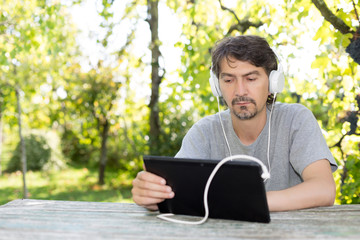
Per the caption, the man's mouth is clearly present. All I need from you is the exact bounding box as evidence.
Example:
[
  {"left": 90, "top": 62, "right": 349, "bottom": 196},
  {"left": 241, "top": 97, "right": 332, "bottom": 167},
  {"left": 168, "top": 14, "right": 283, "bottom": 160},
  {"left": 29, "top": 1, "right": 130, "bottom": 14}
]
[
  {"left": 232, "top": 97, "right": 256, "bottom": 106},
  {"left": 234, "top": 101, "right": 250, "bottom": 106}
]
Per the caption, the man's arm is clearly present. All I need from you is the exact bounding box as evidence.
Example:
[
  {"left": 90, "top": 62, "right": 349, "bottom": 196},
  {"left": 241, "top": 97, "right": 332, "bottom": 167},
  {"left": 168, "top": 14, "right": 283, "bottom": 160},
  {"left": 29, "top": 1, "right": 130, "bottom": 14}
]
[{"left": 266, "top": 159, "right": 336, "bottom": 212}]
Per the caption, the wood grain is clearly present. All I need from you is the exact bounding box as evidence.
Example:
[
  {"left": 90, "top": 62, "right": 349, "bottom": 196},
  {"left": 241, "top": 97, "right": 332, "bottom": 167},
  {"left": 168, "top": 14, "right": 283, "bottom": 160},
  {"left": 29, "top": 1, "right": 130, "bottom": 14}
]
[{"left": 0, "top": 199, "right": 359, "bottom": 239}]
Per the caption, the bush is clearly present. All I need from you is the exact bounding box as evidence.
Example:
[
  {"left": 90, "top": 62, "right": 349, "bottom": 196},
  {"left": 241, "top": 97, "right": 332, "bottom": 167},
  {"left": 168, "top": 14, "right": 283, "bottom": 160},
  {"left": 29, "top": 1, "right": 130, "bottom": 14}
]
[
  {"left": 61, "top": 129, "right": 94, "bottom": 165},
  {"left": 6, "top": 134, "right": 50, "bottom": 172},
  {"left": 6, "top": 131, "right": 66, "bottom": 172}
]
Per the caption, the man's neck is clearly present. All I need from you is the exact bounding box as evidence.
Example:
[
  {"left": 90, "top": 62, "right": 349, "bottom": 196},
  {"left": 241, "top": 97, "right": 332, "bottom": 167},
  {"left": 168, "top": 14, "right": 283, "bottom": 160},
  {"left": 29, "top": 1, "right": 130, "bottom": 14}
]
[{"left": 231, "top": 109, "right": 267, "bottom": 146}]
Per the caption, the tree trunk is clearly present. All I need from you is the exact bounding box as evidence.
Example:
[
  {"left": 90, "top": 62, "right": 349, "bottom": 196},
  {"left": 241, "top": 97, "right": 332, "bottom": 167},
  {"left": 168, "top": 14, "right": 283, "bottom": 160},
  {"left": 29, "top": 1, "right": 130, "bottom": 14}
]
[
  {"left": 0, "top": 106, "right": 2, "bottom": 176},
  {"left": 0, "top": 89, "right": 3, "bottom": 175},
  {"left": 15, "top": 86, "right": 28, "bottom": 199},
  {"left": 98, "top": 119, "right": 110, "bottom": 185},
  {"left": 147, "top": 0, "right": 162, "bottom": 154}
]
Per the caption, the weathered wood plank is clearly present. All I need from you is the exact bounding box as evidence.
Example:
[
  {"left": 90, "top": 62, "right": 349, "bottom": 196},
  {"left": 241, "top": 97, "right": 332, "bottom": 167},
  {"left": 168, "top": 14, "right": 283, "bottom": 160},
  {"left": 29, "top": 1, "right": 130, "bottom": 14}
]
[{"left": 0, "top": 199, "right": 359, "bottom": 239}]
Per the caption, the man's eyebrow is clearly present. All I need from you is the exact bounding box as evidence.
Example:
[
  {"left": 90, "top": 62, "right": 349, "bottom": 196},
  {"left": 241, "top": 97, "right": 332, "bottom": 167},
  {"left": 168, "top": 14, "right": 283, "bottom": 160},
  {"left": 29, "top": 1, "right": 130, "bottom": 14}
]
[
  {"left": 220, "top": 70, "right": 261, "bottom": 78},
  {"left": 219, "top": 72, "right": 236, "bottom": 79},
  {"left": 242, "top": 70, "right": 261, "bottom": 77}
]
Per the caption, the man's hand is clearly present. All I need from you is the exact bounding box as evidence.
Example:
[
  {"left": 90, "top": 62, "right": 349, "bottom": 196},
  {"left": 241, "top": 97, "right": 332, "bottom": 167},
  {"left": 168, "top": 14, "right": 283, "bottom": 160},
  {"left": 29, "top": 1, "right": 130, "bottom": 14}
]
[{"left": 131, "top": 171, "right": 175, "bottom": 211}]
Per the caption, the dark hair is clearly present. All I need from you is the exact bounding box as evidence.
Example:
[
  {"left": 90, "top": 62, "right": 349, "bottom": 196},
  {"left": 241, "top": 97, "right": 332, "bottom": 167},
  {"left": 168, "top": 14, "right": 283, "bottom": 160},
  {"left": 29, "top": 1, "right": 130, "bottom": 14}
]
[{"left": 211, "top": 35, "right": 278, "bottom": 105}]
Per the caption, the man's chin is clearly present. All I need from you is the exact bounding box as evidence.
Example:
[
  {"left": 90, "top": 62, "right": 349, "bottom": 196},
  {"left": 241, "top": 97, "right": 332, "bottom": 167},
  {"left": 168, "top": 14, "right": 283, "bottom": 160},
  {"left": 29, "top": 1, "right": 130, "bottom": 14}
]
[{"left": 232, "top": 110, "right": 256, "bottom": 120}]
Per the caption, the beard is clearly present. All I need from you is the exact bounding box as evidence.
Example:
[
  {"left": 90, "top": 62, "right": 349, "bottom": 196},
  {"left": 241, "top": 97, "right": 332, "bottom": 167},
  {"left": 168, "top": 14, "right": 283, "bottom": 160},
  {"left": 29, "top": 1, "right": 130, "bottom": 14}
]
[{"left": 231, "top": 96, "right": 258, "bottom": 120}]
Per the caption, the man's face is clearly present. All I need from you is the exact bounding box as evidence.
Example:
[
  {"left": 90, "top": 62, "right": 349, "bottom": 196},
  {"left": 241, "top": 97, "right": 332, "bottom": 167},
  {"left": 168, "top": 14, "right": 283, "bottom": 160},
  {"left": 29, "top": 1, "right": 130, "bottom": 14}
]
[{"left": 218, "top": 57, "right": 270, "bottom": 120}]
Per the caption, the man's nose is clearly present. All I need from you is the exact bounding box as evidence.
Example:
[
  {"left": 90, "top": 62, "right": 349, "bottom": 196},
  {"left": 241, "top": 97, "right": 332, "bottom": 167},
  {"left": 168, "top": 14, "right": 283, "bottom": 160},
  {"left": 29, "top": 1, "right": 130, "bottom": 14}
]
[{"left": 234, "top": 79, "right": 248, "bottom": 95}]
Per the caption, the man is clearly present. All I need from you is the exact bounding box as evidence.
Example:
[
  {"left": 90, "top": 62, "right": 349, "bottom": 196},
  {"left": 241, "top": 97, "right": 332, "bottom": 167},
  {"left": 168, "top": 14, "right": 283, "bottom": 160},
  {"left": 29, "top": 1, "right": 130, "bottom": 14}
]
[{"left": 132, "top": 35, "right": 337, "bottom": 212}]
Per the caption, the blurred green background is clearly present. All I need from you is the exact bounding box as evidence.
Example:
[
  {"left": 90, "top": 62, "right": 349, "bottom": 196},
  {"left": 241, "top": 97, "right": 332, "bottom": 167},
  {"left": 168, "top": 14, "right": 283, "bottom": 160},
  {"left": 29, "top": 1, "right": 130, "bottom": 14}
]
[{"left": 0, "top": 0, "right": 359, "bottom": 205}]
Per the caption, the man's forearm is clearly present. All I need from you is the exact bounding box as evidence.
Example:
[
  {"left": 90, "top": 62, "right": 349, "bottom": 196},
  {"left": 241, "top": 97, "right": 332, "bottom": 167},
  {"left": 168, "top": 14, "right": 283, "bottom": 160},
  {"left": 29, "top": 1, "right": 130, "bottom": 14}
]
[
  {"left": 266, "top": 159, "right": 336, "bottom": 212},
  {"left": 266, "top": 176, "right": 336, "bottom": 212}
]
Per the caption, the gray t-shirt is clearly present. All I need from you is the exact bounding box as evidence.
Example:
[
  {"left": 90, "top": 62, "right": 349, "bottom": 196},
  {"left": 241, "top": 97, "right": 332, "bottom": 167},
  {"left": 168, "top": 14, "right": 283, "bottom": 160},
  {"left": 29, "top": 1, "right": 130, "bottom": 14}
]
[{"left": 175, "top": 103, "right": 337, "bottom": 191}]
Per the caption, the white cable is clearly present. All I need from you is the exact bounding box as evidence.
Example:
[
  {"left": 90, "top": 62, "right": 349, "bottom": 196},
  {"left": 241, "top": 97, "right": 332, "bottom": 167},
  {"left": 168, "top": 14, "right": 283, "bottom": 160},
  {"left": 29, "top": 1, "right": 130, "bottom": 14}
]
[
  {"left": 217, "top": 96, "right": 233, "bottom": 157},
  {"left": 266, "top": 92, "right": 277, "bottom": 179},
  {"left": 157, "top": 154, "right": 269, "bottom": 224}
]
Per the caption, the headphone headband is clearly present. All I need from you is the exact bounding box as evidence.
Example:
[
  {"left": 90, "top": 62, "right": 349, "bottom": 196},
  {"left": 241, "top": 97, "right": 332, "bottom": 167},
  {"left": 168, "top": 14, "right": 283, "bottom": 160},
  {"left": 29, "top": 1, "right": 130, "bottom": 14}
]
[{"left": 209, "top": 49, "right": 285, "bottom": 96}]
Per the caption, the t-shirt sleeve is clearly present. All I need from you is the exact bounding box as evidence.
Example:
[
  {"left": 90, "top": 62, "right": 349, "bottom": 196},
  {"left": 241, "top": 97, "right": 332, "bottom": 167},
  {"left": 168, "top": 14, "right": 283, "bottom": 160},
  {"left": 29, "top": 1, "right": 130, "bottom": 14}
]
[{"left": 289, "top": 105, "right": 337, "bottom": 176}]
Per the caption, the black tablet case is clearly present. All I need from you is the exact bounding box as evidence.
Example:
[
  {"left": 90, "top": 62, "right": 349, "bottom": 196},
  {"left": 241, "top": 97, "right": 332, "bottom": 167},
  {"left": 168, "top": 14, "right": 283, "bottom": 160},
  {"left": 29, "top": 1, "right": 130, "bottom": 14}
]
[{"left": 143, "top": 155, "right": 270, "bottom": 223}]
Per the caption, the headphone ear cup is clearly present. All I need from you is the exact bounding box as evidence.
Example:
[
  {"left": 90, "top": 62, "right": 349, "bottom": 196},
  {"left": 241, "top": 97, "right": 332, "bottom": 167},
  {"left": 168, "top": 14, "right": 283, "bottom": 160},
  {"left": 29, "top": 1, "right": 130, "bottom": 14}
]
[
  {"left": 269, "top": 48, "right": 285, "bottom": 94},
  {"left": 209, "top": 70, "right": 222, "bottom": 97},
  {"left": 269, "top": 69, "right": 285, "bottom": 93}
]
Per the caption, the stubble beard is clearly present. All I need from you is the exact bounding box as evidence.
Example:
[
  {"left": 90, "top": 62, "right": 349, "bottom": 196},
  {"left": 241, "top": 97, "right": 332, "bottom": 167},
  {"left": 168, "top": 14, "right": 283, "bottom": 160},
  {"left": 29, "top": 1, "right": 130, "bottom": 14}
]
[{"left": 231, "top": 96, "right": 257, "bottom": 120}]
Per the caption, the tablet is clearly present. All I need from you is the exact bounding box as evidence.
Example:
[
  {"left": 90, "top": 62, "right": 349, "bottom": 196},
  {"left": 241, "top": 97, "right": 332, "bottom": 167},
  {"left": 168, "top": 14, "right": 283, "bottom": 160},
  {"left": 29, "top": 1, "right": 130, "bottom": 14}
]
[{"left": 143, "top": 155, "right": 270, "bottom": 223}]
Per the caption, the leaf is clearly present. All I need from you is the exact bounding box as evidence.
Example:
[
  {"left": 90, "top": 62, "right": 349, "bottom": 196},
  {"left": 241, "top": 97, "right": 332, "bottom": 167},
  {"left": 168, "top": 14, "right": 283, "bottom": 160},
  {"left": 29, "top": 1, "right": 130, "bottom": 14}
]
[{"left": 313, "top": 22, "right": 331, "bottom": 44}]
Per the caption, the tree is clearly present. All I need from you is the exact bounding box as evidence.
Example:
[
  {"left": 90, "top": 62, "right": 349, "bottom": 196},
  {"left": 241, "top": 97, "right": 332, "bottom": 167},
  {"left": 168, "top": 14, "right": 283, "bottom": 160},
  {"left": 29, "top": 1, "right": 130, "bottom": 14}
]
[
  {"left": 309, "top": 0, "right": 359, "bottom": 204},
  {"left": 147, "top": 0, "right": 164, "bottom": 155},
  {"left": 66, "top": 62, "right": 121, "bottom": 185},
  {"left": 15, "top": 85, "right": 27, "bottom": 197},
  {"left": 0, "top": 0, "right": 78, "bottom": 197},
  {"left": 73, "top": 0, "right": 141, "bottom": 184}
]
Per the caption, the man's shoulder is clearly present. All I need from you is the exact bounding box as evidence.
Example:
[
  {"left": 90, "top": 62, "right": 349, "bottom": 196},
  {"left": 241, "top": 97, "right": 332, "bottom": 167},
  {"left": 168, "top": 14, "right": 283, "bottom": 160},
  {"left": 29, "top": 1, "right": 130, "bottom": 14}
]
[
  {"left": 274, "top": 102, "right": 316, "bottom": 126},
  {"left": 194, "top": 114, "right": 218, "bottom": 128},
  {"left": 196, "top": 110, "right": 229, "bottom": 124},
  {"left": 190, "top": 110, "right": 230, "bottom": 131},
  {"left": 275, "top": 102, "right": 311, "bottom": 114}
]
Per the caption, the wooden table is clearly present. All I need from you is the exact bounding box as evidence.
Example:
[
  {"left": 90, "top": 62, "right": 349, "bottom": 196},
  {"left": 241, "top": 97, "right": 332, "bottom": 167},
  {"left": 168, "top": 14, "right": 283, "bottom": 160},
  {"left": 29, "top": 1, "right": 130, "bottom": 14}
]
[{"left": 0, "top": 199, "right": 359, "bottom": 239}]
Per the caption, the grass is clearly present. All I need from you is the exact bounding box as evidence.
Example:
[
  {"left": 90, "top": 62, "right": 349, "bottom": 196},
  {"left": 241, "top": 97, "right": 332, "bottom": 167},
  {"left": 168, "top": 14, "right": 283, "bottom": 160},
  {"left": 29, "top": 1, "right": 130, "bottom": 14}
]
[{"left": 0, "top": 166, "right": 134, "bottom": 206}]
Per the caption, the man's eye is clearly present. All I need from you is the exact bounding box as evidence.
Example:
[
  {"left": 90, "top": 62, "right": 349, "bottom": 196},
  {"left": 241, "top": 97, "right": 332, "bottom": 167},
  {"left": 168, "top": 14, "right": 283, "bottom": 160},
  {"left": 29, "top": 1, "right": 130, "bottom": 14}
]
[
  {"left": 248, "top": 78, "right": 256, "bottom": 81},
  {"left": 224, "top": 79, "right": 232, "bottom": 83}
]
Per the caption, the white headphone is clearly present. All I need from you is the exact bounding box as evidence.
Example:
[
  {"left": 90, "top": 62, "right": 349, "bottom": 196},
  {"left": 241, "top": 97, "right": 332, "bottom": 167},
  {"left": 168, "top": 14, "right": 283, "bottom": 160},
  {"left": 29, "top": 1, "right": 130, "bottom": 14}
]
[{"left": 209, "top": 50, "right": 285, "bottom": 96}]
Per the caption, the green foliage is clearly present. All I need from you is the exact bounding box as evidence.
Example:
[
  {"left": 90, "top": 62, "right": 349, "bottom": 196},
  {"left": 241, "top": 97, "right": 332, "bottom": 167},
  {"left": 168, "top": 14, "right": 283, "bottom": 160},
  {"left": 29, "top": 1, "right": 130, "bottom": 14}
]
[
  {"left": 6, "top": 130, "right": 66, "bottom": 173},
  {"left": 61, "top": 129, "right": 94, "bottom": 165},
  {"left": 1, "top": 0, "right": 359, "bottom": 205},
  {"left": 157, "top": 98, "right": 195, "bottom": 156},
  {"left": 7, "top": 134, "right": 48, "bottom": 172},
  {"left": 338, "top": 154, "right": 360, "bottom": 204}
]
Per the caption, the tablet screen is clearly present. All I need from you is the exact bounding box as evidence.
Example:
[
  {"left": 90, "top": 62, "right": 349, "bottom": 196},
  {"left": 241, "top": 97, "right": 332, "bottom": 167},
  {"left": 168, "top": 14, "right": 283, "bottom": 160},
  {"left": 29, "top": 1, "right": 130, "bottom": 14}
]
[{"left": 143, "top": 155, "right": 270, "bottom": 223}]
